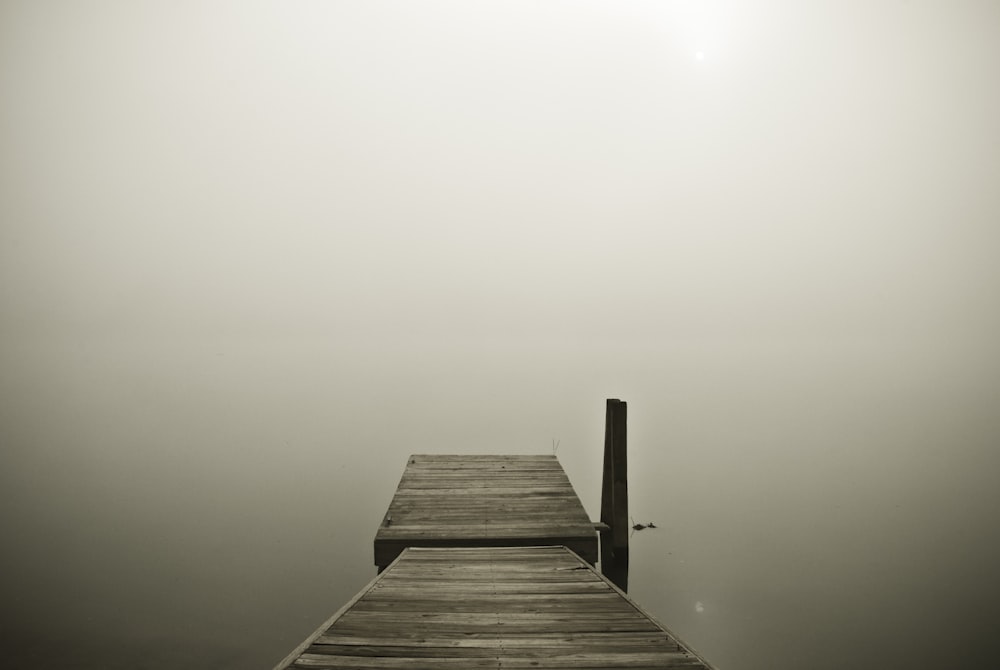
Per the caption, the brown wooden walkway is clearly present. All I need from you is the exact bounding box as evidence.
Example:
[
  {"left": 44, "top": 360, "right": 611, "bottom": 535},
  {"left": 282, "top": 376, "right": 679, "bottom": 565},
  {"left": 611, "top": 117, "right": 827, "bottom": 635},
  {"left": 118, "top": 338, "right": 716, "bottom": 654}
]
[
  {"left": 274, "top": 546, "right": 714, "bottom": 669},
  {"left": 374, "top": 455, "right": 598, "bottom": 571}
]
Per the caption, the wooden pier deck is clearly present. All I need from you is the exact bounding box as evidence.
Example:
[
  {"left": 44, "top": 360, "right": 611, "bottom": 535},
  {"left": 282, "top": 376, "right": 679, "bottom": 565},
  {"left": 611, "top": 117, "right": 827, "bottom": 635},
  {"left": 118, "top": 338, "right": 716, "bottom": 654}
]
[
  {"left": 374, "top": 455, "right": 598, "bottom": 571},
  {"left": 274, "top": 546, "right": 714, "bottom": 669}
]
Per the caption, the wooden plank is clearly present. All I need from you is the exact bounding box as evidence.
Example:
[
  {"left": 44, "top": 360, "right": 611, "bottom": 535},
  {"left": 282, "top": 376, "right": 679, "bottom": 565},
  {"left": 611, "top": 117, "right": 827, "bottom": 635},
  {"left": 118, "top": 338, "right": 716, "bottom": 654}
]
[
  {"left": 374, "top": 455, "right": 598, "bottom": 569},
  {"left": 276, "top": 546, "right": 715, "bottom": 670},
  {"left": 270, "top": 551, "right": 407, "bottom": 670}
]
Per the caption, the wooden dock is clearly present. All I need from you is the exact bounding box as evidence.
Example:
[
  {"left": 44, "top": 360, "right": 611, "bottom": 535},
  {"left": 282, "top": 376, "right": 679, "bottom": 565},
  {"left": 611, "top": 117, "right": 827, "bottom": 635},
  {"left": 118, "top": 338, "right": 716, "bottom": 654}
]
[
  {"left": 274, "top": 546, "right": 715, "bottom": 669},
  {"left": 374, "top": 455, "right": 598, "bottom": 571},
  {"left": 274, "top": 402, "right": 718, "bottom": 669}
]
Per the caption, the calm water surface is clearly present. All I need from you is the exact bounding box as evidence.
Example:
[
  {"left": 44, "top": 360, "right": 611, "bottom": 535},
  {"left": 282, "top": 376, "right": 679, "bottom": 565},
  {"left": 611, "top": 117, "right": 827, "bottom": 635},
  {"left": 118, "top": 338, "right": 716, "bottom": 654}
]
[{"left": 2, "top": 337, "right": 997, "bottom": 669}]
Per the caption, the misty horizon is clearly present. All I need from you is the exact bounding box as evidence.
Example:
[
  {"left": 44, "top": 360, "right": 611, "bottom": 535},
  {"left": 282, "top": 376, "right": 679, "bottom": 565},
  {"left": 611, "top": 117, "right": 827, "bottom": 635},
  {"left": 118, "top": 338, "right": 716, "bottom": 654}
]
[{"left": 2, "top": 2, "right": 999, "bottom": 669}]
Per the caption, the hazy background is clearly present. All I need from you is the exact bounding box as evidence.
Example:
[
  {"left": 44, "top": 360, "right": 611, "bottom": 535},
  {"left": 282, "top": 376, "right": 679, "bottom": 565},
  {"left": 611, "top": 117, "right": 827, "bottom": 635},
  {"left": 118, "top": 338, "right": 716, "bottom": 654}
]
[{"left": 2, "top": 1, "right": 999, "bottom": 668}]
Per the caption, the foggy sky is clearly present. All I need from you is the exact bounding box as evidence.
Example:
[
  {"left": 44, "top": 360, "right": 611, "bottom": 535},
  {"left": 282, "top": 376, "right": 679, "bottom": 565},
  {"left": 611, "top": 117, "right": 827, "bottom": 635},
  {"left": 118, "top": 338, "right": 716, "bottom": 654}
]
[{"left": 2, "top": 2, "right": 999, "bottom": 669}]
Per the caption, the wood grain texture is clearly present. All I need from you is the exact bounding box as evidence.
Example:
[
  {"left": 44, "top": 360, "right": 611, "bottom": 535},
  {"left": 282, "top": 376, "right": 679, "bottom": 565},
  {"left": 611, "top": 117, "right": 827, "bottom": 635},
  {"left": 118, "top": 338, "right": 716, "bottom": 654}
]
[
  {"left": 374, "top": 455, "right": 598, "bottom": 569},
  {"left": 277, "top": 546, "right": 715, "bottom": 670}
]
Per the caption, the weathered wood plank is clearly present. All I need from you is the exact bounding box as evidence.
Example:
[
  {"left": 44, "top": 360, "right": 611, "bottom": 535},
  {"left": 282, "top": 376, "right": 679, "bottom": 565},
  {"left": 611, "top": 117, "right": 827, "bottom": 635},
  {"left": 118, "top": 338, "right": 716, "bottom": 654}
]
[
  {"left": 275, "top": 547, "right": 714, "bottom": 670},
  {"left": 270, "top": 547, "right": 709, "bottom": 670},
  {"left": 374, "top": 455, "right": 598, "bottom": 569}
]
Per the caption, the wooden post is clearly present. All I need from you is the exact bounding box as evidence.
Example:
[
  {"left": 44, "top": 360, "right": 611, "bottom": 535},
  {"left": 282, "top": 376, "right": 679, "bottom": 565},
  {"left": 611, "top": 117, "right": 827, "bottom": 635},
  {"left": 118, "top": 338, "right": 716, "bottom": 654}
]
[{"left": 600, "top": 399, "right": 628, "bottom": 592}]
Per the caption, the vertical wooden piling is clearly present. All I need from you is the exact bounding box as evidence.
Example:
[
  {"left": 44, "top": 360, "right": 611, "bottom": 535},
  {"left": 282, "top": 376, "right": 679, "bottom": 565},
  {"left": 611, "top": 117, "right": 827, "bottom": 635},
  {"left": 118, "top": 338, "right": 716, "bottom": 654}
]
[{"left": 600, "top": 398, "right": 628, "bottom": 591}]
